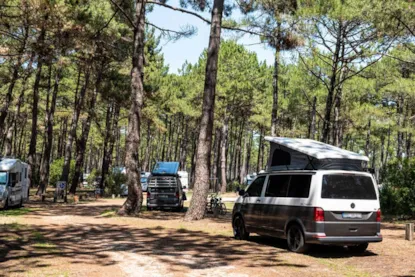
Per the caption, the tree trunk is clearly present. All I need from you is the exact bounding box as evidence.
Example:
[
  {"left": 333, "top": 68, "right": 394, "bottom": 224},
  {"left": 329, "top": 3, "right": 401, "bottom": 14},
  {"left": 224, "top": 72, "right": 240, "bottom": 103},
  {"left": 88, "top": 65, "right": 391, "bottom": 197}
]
[
  {"left": 220, "top": 119, "right": 228, "bottom": 193},
  {"left": 38, "top": 61, "right": 61, "bottom": 195},
  {"left": 179, "top": 119, "right": 188, "bottom": 170},
  {"left": 185, "top": 0, "right": 224, "bottom": 221},
  {"left": 4, "top": 54, "right": 34, "bottom": 156},
  {"left": 0, "top": 23, "right": 29, "bottom": 137},
  {"left": 322, "top": 20, "right": 343, "bottom": 143},
  {"left": 143, "top": 122, "right": 151, "bottom": 171},
  {"left": 27, "top": 56, "right": 44, "bottom": 189},
  {"left": 239, "top": 132, "right": 247, "bottom": 185},
  {"left": 397, "top": 96, "right": 404, "bottom": 160},
  {"left": 271, "top": 25, "right": 281, "bottom": 137},
  {"left": 211, "top": 127, "right": 220, "bottom": 191},
  {"left": 118, "top": 0, "right": 146, "bottom": 216},
  {"left": 99, "top": 103, "right": 113, "bottom": 191},
  {"left": 308, "top": 96, "right": 317, "bottom": 139},
  {"left": 70, "top": 66, "right": 102, "bottom": 194},
  {"left": 365, "top": 119, "right": 371, "bottom": 157},
  {"left": 256, "top": 128, "right": 263, "bottom": 173},
  {"left": 60, "top": 68, "right": 90, "bottom": 183}
]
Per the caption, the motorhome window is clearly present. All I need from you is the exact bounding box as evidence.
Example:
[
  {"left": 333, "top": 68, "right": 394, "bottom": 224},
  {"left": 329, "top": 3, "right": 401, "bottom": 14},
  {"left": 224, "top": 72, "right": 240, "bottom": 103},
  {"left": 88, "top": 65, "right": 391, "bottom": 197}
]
[
  {"left": 265, "top": 175, "right": 290, "bottom": 197},
  {"left": 246, "top": 176, "right": 266, "bottom": 197},
  {"left": 287, "top": 175, "right": 311, "bottom": 198},
  {"left": 9, "top": 173, "right": 17, "bottom": 184},
  {"left": 322, "top": 175, "right": 377, "bottom": 200},
  {"left": 271, "top": 149, "right": 291, "bottom": 166},
  {"left": 0, "top": 172, "right": 6, "bottom": 184}
]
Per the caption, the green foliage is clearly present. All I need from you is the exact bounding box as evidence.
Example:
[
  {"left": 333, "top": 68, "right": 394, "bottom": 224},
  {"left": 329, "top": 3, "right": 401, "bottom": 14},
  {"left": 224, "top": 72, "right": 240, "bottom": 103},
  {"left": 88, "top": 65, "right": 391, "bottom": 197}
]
[
  {"left": 226, "top": 181, "right": 246, "bottom": 193},
  {"left": 104, "top": 170, "right": 127, "bottom": 196},
  {"left": 381, "top": 158, "right": 415, "bottom": 217},
  {"left": 49, "top": 158, "right": 75, "bottom": 187}
]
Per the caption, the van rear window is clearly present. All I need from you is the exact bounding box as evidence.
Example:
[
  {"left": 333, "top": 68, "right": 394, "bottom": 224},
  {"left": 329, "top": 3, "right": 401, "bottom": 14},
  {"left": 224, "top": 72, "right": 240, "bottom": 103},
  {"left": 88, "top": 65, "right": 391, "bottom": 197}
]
[{"left": 322, "top": 175, "right": 377, "bottom": 200}]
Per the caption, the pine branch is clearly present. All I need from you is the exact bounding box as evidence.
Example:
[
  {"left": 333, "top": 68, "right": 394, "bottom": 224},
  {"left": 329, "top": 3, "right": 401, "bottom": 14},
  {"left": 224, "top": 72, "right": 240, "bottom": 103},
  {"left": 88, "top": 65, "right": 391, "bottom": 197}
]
[{"left": 108, "top": 0, "right": 135, "bottom": 29}]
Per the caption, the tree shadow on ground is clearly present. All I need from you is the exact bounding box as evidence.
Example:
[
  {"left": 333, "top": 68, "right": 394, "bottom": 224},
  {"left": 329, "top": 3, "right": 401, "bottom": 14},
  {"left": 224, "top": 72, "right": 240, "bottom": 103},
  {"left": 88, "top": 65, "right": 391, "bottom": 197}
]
[
  {"left": 0, "top": 222, "right": 306, "bottom": 276},
  {"left": 247, "top": 235, "right": 378, "bottom": 259}
]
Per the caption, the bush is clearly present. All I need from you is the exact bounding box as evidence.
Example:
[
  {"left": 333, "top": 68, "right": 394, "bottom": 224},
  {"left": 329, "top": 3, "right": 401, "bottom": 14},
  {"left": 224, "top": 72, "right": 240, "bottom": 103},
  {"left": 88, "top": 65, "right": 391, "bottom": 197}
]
[
  {"left": 49, "top": 158, "right": 75, "bottom": 187},
  {"left": 227, "top": 181, "right": 246, "bottom": 193},
  {"left": 380, "top": 158, "right": 415, "bottom": 218},
  {"left": 104, "top": 170, "right": 127, "bottom": 196}
]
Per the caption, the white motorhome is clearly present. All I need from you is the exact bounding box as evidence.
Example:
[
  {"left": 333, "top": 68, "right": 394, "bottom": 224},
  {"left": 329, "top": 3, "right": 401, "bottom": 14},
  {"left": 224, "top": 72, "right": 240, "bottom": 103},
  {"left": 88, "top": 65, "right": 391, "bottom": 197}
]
[{"left": 0, "top": 158, "right": 29, "bottom": 209}]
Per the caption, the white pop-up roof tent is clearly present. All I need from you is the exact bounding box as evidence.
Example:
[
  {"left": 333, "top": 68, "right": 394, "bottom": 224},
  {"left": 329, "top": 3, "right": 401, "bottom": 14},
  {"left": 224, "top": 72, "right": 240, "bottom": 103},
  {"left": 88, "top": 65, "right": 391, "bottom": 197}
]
[{"left": 265, "top": 137, "right": 369, "bottom": 172}]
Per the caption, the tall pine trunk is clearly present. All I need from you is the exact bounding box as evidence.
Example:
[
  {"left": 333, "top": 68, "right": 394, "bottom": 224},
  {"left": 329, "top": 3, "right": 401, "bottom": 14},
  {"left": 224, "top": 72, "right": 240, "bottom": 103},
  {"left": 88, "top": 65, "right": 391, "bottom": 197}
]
[
  {"left": 38, "top": 61, "right": 61, "bottom": 195},
  {"left": 70, "top": 65, "right": 102, "bottom": 194},
  {"left": 118, "top": 0, "right": 146, "bottom": 215},
  {"left": 185, "top": 0, "right": 224, "bottom": 220}
]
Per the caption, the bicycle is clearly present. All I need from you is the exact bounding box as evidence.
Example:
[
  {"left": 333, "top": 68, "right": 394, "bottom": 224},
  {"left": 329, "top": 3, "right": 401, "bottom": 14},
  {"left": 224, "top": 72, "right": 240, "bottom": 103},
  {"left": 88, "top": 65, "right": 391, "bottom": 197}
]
[{"left": 205, "top": 193, "right": 227, "bottom": 216}]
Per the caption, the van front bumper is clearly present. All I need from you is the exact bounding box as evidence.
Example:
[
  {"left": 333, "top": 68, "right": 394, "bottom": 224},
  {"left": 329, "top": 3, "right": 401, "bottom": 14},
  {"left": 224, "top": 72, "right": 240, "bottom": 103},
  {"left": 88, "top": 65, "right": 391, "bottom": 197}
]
[{"left": 305, "top": 232, "right": 383, "bottom": 245}]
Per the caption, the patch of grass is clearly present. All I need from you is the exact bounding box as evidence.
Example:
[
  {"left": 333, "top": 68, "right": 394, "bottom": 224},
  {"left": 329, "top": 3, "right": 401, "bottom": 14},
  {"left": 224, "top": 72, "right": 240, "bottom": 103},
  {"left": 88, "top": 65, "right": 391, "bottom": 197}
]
[
  {"left": 100, "top": 209, "right": 118, "bottom": 217},
  {"left": 317, "top": 259, "right": 372, "bottom": 277},
  {"left": 32, "top": 242, "right": 57, "bottom": 249},
  {"left": 0, "top": 207, "right": 38, "bottom": 216},
  {"left": 4, "top": 222, "right": 24, "bottom": 230}
]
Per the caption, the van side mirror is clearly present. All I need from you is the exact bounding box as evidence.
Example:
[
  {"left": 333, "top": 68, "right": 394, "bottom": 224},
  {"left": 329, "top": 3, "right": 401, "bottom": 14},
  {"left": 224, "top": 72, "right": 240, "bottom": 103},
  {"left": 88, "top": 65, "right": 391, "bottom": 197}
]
[{"left": 239, "top": 189, "right": 245, "bottom": 196}]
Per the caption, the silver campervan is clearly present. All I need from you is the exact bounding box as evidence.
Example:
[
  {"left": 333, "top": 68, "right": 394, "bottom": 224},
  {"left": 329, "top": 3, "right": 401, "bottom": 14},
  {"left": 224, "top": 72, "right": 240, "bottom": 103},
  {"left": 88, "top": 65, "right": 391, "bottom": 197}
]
[
  {"left": 232, "top": 137, "right": 382, "bottom": 253},
  {"left": 0, "top": 158, "right": 29, "bottom": 209}
]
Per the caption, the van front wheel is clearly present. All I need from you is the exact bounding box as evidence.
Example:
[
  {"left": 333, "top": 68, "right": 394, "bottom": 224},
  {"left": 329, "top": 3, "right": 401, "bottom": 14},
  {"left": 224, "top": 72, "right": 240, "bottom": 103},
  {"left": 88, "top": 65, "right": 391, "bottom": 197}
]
[{"left": 287, "top": 224, "right": 309, "bottom": 253}]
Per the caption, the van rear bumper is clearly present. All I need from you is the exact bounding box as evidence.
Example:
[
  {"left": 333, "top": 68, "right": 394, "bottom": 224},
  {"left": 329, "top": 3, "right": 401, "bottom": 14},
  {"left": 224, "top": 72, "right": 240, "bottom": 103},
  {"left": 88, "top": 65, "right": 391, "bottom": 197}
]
[{"left": 305, "top": 233, "right": 383, "bottom": 245}]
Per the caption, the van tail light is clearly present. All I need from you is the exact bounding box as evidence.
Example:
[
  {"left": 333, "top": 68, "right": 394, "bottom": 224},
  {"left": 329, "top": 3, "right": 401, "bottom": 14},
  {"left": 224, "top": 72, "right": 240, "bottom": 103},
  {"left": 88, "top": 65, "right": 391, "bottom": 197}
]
[
  {"left": 376, "top": 209, "right": 381, "bottom": 222},
  {"left": 176, "top": 192, "right": 180, "bottom": 198},
  {"left": 147, "top": 192, "right": 150, "bottom": 199},
  {"left": 314, "top": 207, "right": 325, "bottom": 222}
]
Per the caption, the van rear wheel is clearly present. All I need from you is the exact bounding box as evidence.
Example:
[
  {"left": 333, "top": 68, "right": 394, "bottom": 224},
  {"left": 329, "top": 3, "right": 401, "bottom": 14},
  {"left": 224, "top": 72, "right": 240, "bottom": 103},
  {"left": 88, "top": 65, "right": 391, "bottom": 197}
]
[
  {"left": 287, "top": 224, "right": 309, "bottom": 253},
  {"left": 348, "top": 243, "right": 368, "bottom": 253},
  {"left": 233, "top": 216, "right": 249, "bottom": 240}
]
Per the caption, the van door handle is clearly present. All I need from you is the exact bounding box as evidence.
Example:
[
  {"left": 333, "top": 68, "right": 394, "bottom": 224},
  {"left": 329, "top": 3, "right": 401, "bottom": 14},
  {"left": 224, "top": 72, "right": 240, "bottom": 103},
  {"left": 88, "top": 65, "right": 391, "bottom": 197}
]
[{"left": 256, "top": 199, "right": 261, "bottom": 203}]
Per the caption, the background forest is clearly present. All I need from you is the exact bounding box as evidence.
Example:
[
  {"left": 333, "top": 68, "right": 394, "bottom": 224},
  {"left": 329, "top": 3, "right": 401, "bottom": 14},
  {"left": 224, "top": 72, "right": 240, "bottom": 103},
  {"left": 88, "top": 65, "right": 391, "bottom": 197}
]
[{"left": 1, "top": 0, "right": 415, "bottom": 217}]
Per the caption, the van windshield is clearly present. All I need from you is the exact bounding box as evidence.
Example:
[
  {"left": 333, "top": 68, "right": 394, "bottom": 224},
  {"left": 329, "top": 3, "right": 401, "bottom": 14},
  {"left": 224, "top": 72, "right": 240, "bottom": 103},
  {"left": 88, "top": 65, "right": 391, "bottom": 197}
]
[
  {"left": 0, "top": 172, "right": 7, "bottom": 184},
  {"left": 322, "top": 174, "right": 377, "bottom": 200}
]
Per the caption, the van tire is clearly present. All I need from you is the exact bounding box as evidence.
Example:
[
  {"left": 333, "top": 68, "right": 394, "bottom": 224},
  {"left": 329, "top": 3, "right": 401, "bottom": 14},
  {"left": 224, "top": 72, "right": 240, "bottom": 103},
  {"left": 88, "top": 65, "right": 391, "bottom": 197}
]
[
  {"left": 18, "top": 198, "right": 23, "bottom": 208},
  {"left": 348, "top": 243, "right": 368, "bottom": 253},
  {"left": 287, "top": 224, "right": 309, "bottom": 253},
  {"left": 3, "top": 197, "right": 9, "bottom": 210},
  {"left": 233, "top": 216, "right": 249, "bottom": 240}
]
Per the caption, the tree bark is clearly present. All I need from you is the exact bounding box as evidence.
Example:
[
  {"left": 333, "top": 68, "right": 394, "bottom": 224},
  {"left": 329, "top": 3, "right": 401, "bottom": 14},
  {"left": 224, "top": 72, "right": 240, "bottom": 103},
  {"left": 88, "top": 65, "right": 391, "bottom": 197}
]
[
  {"left": 365, "top": 119, "right": 371, "bottom": 157},
  {"left": 271, "top": 24, "right": 281, "bottom": 137},
  {"left": 308, "top": 96, "right": 317, "bottom": 139},
  {"left": 70, "top": 66, "right": 102, "bottom": 194},
  {"left": 179, "top": 119, "right": 188, "bottom": 170},
  {"left": 118, "top": 0, "right": 146, "bottom": 216},
  {"left": 322, "top": 20, "right": 343, "bottom": 143},
  {"left": 220, "top": 119, "right": 228, "bottom": 193},
  {"left": 38, "top": 61, "right": 61, "bottom": 196},
  {"left": 99, "top": 103, "right": 113, "bottom": 191},
  {"left": 4, "top": 54, "right": 34, "bottom": 156},
  {"left": 60, "top": 67, "right": 90, "bottom": 183},
  {"left": 185, "top": 0, "right": 224, "bottom": 221}
]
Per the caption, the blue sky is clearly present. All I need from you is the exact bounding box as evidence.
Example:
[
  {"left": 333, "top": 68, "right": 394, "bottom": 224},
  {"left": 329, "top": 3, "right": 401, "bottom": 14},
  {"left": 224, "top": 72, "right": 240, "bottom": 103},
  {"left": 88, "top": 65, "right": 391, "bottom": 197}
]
[{"left": 147, "top": 0, "right": 276, "bottom": 73}]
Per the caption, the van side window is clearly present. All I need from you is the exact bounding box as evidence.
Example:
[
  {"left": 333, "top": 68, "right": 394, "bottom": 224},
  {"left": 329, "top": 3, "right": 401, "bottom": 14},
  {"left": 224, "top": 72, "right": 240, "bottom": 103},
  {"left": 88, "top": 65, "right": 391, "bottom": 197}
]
[
  {"left": 288, "top": 175, "right": 311, "bottom": 198},
  {"left": 265, "top": 175, "right": 290, "bottom": 197},
  {"left": 246, "top": 176, "right": 266, "bottom": 197}
]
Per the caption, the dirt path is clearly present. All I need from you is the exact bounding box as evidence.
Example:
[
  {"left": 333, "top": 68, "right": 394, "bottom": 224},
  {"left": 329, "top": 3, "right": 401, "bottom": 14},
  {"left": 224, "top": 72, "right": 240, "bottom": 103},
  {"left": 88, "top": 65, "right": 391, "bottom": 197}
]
[{"left": 1, "top": 199, "right": 414, "bottom": 277}]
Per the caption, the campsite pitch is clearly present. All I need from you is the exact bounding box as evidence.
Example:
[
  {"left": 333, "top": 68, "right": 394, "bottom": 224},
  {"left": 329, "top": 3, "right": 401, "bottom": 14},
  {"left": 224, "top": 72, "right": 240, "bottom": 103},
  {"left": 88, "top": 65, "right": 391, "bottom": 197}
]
[{"left": 0, "top": 198, "right": 414, "bottom": 277}]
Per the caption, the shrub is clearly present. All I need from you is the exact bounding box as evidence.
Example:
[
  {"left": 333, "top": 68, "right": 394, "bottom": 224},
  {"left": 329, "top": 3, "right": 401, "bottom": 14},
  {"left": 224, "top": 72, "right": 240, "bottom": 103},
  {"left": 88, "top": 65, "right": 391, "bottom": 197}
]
[
  {"left": 227, "top": 181, "right": 246, "bottom": 193},
  {"left": 381, "top": 158, "right": 415, "bottom": 218},
  {"left": 48, "top": 158, "right": 75, "bottom": 187},
  {"left": 104, "top": 170, "right": 127, "bottom": 196}
]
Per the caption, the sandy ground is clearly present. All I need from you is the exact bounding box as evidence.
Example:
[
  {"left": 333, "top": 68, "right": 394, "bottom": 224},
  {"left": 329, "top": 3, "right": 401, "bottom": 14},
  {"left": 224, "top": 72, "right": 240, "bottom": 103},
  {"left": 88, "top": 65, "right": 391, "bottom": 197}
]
[{"left": 0, "top": 198, "right": 414, "bottom": 277}]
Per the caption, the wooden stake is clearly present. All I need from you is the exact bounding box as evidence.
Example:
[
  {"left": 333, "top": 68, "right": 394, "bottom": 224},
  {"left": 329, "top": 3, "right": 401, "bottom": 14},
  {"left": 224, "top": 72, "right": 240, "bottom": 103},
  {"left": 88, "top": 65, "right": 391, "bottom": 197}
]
[{"left": 405, "top": 223, "right": 414, "bottom": 241}]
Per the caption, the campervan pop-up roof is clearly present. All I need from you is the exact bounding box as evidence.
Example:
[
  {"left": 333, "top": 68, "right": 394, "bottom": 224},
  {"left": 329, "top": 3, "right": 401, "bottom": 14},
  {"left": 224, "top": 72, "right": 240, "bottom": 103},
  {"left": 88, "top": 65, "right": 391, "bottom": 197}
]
[
  {"left": 265, "top": 137, "right": 369, "bottom": 171},
  {"left": 151, "top": 162, "right": 180, "bottom": 176}
]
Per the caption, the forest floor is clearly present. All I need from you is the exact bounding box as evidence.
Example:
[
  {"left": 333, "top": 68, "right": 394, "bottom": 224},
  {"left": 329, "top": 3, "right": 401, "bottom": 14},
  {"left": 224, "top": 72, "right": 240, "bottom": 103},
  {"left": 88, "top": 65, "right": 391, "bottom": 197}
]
[{"left": 0, "top": 197, "right": 414, "bottom": 277}]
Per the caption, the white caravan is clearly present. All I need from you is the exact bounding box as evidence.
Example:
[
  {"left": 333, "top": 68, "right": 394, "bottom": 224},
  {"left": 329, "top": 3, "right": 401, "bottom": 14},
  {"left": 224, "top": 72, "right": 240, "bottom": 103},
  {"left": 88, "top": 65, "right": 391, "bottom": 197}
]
[
  {"left": 0, "top": 158, "right": 29, "bottom": 209},
  {"left": 178, "top": 171, "right": 189, "bottom": 191}
]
